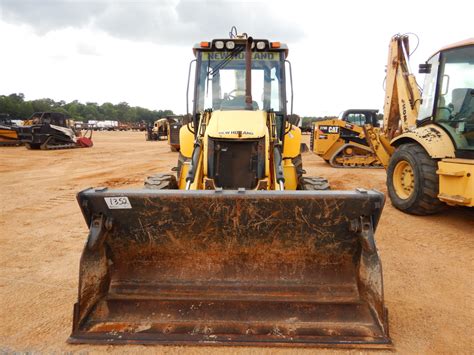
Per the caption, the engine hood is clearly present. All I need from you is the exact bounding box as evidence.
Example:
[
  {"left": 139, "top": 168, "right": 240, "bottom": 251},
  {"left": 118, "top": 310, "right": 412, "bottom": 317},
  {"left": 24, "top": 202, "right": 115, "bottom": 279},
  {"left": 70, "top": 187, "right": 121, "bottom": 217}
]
[{"left": 206, "top": 110, "right": 267, "bottom": 139}]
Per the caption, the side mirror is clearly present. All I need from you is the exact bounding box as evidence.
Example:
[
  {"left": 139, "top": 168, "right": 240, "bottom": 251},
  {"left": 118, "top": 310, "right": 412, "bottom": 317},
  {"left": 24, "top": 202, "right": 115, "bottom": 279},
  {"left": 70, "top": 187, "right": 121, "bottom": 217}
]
[
  {"left": 287, "top": 114, "right": 300, "bottom": 126},
  {"left": 419, "top": 63, "right": 431, "bottom": 74},
  {"left": 182, "top": 113, "right": 193, "bottom": 125},
  {"left": 285, "top": 60, "right": 294, "bottom": 115}
]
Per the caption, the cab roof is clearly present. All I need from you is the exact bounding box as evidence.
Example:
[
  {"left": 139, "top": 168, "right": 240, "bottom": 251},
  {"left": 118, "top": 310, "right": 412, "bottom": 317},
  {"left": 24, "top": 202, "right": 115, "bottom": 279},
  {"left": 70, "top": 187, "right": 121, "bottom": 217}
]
[{"left": 429, "top": 37, "right": 474, "bottom": 60}]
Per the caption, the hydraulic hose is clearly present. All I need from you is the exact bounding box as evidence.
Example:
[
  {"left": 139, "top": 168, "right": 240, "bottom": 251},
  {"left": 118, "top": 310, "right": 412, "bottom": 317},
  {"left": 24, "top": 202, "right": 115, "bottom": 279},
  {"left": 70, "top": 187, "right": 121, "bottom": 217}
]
[
  {"left": 273, "top": 146, "right": 285, "bottom": 190},
  {"left": 185, "top": 144, "right": 201, "bottom": 189}
]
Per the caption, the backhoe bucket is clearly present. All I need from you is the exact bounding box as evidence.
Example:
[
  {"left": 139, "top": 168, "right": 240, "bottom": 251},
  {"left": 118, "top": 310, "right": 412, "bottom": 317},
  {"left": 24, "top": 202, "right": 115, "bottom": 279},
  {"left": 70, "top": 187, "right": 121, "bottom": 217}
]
[{"left": 69, "top": 188, "right": 390, "bottom": 348}]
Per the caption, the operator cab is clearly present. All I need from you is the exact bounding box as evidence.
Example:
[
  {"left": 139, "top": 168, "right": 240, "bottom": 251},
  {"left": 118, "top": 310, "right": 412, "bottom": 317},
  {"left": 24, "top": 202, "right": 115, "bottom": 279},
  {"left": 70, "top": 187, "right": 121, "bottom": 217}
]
[
  {"left": 341, "top": 109, "right": 380, "bottom": 127},
  {"left": 418, "top": 39, "right": 474, "bottom": 158},
  {"left": 194, "top": 41, "right": 287, "bottom": 112},
  {"left": 27, "top": 112, "right": 75, "bottom": 131},
  {"left": 187, "top": 34, "right": 291, "bottom": 140}
]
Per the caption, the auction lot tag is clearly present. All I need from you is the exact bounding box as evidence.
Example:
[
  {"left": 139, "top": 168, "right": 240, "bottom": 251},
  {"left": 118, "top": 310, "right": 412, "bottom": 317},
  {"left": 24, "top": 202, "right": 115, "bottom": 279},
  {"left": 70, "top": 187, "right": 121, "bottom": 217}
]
[{"left": 104, "top": 197, "right": 132, "bottom": 209}]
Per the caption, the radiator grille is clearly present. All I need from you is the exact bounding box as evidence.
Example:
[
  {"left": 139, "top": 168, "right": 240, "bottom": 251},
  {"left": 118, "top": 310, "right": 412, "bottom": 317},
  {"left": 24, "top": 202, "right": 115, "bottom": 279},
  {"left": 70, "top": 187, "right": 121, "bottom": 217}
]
[
  {"left": 169, "top": 124, "right": 181, "bottom": 145},
  {"left": 208, "top": 138, "right": 265, "bottom": 189}
]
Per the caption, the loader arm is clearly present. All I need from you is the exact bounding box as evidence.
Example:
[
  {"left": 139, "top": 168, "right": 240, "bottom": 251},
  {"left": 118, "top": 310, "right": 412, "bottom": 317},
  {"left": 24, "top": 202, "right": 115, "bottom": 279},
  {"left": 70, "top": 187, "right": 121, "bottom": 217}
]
[{"left": 363, "top": 126, "right": 395, "bottom": 168}]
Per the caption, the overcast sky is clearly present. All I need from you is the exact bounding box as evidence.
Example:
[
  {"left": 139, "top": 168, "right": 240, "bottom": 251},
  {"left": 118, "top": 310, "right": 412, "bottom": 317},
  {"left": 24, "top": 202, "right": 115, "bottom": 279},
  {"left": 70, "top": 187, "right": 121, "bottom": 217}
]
[{"left": 0, "top": 0, "right": 472, "bottom": 116}]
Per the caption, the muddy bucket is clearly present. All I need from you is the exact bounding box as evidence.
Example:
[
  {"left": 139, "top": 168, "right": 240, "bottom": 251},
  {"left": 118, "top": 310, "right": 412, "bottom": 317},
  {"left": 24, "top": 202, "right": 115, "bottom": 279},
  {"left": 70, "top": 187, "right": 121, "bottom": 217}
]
[{"left": 69, "top": 188, "right": 390, "bottom": 348}]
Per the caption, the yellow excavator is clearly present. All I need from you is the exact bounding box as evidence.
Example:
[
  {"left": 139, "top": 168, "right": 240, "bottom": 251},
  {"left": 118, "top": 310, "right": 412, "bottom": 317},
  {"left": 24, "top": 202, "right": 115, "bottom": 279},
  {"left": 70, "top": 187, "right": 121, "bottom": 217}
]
[
  {"left": 311, "top": 109, "right": 382, "bottom": 168},
  {"left": 365, "top": 35, "right": 473, "bottom": 214},
  {"left": 69, "top": 31, "right": 390, "bottom": 348}
]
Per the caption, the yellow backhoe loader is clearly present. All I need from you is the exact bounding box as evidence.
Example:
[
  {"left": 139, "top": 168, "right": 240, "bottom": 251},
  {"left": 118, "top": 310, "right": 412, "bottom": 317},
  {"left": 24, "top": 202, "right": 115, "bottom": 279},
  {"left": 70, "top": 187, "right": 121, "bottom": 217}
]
[
  {"left": 146, "top": 118, "right": 168, "bottom": 141},
  {"left": 69, "top": 31, "right": 390, "bottom": 348},
  {"left": 311, "top": 109, "right": 382, "bottom": 167},
  {"left": 365, "top": 35, "right": 473, "bottom": 214}
]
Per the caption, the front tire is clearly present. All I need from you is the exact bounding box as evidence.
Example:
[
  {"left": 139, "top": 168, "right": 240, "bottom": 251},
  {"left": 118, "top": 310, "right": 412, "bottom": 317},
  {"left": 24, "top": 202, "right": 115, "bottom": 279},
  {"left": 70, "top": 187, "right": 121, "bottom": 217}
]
[
  {"left": 387, "top": 143, "right": 444, "bottom": 215},
  {"left": 299, "top": 177, "right": 330, "bottom": 190},
  {"left": 144, "top": 174, "right": 178, "bottom": 189}
]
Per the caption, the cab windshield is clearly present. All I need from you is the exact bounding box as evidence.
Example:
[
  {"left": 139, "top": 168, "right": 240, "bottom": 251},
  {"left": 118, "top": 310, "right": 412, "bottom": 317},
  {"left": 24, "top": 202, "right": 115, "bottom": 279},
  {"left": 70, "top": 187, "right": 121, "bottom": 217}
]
[
  {"left": 195, "top": 50, "right": 285, "bottom": 113},
  {"left": 433, "top": 45, "right": 474, "bottom": 151}
]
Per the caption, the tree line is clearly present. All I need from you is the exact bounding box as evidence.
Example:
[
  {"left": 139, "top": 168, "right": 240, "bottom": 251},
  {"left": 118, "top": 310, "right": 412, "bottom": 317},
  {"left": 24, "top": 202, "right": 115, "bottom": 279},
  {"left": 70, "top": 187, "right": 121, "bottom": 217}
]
[
  {"left": 0, "top": 93, "right": 175, "bottom": 123},
  {"left": 300, "top": 116, "right": 338, "bottom": 129}
]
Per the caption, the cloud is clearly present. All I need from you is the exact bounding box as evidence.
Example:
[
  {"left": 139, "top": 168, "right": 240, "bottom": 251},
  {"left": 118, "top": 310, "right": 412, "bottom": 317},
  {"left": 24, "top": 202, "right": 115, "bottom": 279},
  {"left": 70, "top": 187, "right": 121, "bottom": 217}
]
[
  {"left": 0, "top": 0, "right": 304, "bottom": 44},
  {"left": 76, "top": 40, "right": 100, "bottom": 56},
  {"left": 0, "top": 0, "right": 106, "bottom": 33},
  {"left": 173, "top": 0, "right": 304, "bottom": 43}
]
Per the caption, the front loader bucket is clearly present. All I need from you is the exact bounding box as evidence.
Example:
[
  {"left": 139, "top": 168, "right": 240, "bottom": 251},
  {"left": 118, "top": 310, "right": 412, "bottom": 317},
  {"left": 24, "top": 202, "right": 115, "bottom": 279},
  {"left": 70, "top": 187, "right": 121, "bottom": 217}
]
[{"left": 69, "top": 188, "right": 390, "bottom": 348}]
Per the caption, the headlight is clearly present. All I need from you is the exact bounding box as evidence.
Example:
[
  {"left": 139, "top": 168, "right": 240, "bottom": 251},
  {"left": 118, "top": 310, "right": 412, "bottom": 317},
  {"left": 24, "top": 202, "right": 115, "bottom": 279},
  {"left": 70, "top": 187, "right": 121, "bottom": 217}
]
[
  {"left": 256, "top": 41, "right": 266, "bottom": 50},
  {"left": 226, "top": 41, "right": 235, "bottom": 50},
  {"left": 215, "top": 41, "right": 224, "bottom": 49}
]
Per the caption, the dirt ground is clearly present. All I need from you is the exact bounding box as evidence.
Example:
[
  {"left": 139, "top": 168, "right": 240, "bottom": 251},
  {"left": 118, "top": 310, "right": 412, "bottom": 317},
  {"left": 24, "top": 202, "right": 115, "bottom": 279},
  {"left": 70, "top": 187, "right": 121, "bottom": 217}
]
[{"left": 1, "top": 131, "right": 473, "bottom": 354}]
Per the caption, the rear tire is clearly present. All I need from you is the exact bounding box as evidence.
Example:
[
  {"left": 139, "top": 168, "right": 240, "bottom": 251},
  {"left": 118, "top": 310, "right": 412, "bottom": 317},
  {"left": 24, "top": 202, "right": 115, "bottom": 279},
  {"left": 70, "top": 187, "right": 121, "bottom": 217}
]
[
  {"left": 299, "top": 177, "right": 330, "bottom": 190},
  {"left": 144, "top": 174, "right": 178, "bottom": 189},
  {"left": 387, "top": 143, "right": 444, "bottom": 215}
]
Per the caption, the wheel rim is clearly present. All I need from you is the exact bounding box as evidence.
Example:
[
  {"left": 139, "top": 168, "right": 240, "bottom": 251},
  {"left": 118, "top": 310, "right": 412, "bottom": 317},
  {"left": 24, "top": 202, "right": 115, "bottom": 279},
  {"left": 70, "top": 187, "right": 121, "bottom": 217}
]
[{"left": 393, "top": 160, "right": 415, "bottom": 199}]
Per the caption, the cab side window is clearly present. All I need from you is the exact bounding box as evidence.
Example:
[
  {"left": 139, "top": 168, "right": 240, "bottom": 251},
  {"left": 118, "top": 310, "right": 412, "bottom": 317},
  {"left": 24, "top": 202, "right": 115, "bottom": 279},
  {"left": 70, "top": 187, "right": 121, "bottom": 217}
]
[{"left": 346, "top": 113, "right": 366, "bottom": 126}]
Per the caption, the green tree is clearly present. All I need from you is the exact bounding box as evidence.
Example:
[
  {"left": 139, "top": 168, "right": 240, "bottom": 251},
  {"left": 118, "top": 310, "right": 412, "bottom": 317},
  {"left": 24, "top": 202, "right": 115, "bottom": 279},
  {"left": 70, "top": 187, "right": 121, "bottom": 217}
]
[{"left": 0, "top": 93, "right": 175, "bottom": 122}]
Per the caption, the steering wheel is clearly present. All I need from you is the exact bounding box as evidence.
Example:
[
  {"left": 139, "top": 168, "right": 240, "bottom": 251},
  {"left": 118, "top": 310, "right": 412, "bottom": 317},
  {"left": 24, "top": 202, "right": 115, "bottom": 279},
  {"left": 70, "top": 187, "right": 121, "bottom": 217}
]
[
  {"left": 438, "top": 106, "right": 453, "bottom": 114},
  {"left": 224, "top": 89, "right": 237, "bottom": 100}
]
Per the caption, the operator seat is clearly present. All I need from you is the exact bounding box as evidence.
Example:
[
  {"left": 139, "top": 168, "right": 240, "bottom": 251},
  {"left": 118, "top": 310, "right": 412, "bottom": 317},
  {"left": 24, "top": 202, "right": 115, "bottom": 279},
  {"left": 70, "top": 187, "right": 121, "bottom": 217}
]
[
  {"left": 451, "top": 88, "right": 473, "bottom": 119},
  {"left": 220, "top": 96, "right": 259, "bottom": 110}
]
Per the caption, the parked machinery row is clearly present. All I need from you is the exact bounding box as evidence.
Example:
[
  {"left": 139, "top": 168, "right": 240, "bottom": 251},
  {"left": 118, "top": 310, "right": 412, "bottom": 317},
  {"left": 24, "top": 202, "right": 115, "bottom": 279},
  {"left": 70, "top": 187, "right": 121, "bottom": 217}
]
[{"left": 16, "top": 112, "right": 93, "bottom": 149}]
